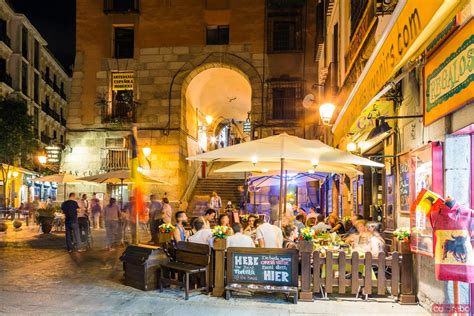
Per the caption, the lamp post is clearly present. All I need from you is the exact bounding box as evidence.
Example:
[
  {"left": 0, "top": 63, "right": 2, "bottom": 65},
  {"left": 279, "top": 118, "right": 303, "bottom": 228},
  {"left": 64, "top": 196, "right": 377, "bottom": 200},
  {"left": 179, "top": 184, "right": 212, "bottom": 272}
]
[
  {"left": 142, "top": 146, "right": 152, "bottom": 168},
  {"left": 319, "top": 103, "right": 336, "bottom": 144}
]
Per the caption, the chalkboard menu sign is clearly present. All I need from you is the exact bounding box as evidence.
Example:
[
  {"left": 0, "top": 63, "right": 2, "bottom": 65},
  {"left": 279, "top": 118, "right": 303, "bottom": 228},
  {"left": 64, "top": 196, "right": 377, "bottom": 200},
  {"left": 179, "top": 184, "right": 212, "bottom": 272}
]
[{"left": 226, "top": 248, "right": 298, "bottom": 287}]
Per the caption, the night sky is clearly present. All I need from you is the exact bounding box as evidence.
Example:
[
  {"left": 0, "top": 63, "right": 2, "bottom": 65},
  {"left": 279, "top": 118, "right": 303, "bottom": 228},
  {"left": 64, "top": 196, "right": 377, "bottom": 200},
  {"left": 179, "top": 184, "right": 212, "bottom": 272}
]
[{"left": 8, "top": 0, "right": 76, "bottom": 73}]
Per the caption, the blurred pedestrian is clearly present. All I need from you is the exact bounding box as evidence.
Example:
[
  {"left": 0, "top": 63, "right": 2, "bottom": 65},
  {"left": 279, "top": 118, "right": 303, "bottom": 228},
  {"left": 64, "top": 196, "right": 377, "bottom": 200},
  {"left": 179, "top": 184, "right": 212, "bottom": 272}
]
[
  {"left": 61, "top": 193, "right": 84, "bottom": 252},
  {"left": 77, "top": 194, "right": 90, "bottom": 245},
  {"left": 162, "top": 197, "right": 172, "bottom": 225},
  {"left": 90, "top": 193, "right": 101, "bottom": 230},
  {"left": 148, "top": 194, "right": 163, "bottom": 244},
  {"left": 103, "top": 197, "right": 120, "bottom": 251},
  {"left": 210, "top": 191, "right": 222, "bottom": 212}
]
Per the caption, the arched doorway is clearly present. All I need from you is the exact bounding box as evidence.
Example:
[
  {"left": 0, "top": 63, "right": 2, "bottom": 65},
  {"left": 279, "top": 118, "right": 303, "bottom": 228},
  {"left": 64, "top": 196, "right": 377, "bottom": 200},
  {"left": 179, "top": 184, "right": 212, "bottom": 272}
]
[{"left": 184, "top": 66, "right": 252, "bottom": 152}]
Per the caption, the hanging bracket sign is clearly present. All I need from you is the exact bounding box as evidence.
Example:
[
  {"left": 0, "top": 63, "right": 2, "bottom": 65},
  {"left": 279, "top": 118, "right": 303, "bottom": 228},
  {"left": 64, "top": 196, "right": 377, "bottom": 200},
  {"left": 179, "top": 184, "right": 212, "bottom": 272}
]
[{"left": 243, "top": 121, "right": 252, "bottom": 133}]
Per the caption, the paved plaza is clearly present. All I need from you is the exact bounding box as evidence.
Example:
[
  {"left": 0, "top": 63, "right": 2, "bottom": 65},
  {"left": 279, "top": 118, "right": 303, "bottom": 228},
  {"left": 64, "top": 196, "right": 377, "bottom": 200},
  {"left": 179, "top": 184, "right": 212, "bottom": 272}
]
[{"left": 0, "top": 224, "right": 430, "bottom": 316}]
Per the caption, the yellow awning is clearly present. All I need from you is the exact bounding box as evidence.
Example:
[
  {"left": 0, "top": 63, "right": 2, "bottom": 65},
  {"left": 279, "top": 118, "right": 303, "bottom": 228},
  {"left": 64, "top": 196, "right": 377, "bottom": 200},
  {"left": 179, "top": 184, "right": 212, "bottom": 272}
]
[{"left": 332, "top": 0, "right": 469, "bottom": 145}]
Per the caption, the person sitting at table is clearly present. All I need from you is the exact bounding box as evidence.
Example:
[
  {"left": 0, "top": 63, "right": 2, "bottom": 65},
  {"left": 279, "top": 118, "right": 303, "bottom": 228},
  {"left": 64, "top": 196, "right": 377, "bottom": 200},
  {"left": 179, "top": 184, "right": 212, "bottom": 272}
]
[
  {"left": 173, "top": 211, "right": 189, "bottom": 243},
  {"left": 200, "top": 208, "right": 216, "bottom": 229},
  {"left": 282, "top": 224, "right": 298, "bottom": 249},
  {"left": 188, "top": 218, "right": 212, "bottom": 246},
  {"left": 305, "top": 217, "right": 317, "bottom": 228},
  {"left": 346, "top": 215, "right": 363, "bottom": 235},
  {"left": 312, "top": 214, "right": 331, "bottom": 233},
  {"left": 227, "top": 223, "right": 255, "bottom": 248},
  {"left": 351, "top": 220, "right": 384, "bottom": 258},
  {"left": 218, "top": 213, "right": 233, "bottom": 235},
  {"left": 328, "top": 214, "right": 346, "bottom": 234},
  {"left": 243, "top": 214, "right": 258, "bottom": 240},
  {"left": 367, "top": 221, "right": 385, "bottom": 254},
  {"left": 306, "top": 207, "right": 318, "bottom": 221},
  {"left": 293, "top": 213, "right": 306, "bottom": 232},
  {"left": 255, "top": 219, "right": 283, "bottom": 248}
]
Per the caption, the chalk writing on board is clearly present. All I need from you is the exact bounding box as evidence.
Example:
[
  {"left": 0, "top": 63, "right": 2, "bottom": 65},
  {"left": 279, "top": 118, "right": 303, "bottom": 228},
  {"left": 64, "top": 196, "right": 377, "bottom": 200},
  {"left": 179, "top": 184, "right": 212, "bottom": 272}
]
[{"left": 231, "top": 253, "right": 293, "bottom": 285}]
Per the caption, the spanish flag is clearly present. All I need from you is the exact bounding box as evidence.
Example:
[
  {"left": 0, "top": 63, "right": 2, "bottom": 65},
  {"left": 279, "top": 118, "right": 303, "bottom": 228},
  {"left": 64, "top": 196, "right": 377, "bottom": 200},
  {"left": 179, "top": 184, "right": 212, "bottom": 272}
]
[{"left": 130, "top": 126, "right": 146, "bottom": 227}]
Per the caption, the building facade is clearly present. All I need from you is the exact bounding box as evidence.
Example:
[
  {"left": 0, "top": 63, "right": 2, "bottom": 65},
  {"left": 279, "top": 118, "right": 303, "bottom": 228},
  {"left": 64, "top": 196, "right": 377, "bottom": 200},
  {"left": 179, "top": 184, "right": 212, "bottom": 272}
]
[
  {"left": 316, "top": 0, "right": 474, "bottom": 311},
  {"left": 64, "top": 0, "right": 324, "bottom": 203},
  {"left": 0, "top": 0, "right": 71, "bottom": 206}
]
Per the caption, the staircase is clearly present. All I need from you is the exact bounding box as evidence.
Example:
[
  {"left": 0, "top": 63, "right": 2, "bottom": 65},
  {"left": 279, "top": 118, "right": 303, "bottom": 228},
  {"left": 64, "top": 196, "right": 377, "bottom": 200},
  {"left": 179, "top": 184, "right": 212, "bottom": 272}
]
[{"left": 187, "top": 162, "right": 246, "bottom": 217}]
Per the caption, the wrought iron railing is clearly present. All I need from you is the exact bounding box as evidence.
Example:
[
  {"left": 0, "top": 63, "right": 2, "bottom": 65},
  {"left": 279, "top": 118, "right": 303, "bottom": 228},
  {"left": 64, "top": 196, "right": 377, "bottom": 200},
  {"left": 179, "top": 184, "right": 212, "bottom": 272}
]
[
  {"left": 104, "top": 0, "right": 139, "bottom": 13},
  {"left": 102, "top": 100, "right": 137, "bottom": 124},
  {"left": 101, "top": 148, "right": 130, "bottom": 171}
]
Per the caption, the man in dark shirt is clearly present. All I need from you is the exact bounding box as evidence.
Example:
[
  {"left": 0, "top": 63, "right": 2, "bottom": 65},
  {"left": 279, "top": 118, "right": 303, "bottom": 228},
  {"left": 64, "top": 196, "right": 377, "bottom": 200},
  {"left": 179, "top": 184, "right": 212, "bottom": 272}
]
[{"left": 61, "top": 192, "right": 84, "bottom": 252}]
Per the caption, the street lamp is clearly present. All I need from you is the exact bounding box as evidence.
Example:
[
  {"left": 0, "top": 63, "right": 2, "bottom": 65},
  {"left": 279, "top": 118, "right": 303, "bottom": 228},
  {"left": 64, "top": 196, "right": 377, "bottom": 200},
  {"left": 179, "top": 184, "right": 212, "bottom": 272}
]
[
  {"left": 142, "top": 147, "right": 152, "bottom": 168},
  {"left": 346, "top": 142, "right": 357, "bottom": 152},
  {"left": 205, "top": 115, "right": 213, "bottom": 125},
  {"left": 251, "top": 155, "right": 259, "bottom": 166},
  {"left": 37, "top": 155, "right": 47, "bottom": 165},
  {"left": 319, "top": 103, "right": 336, "bottom": 125}
]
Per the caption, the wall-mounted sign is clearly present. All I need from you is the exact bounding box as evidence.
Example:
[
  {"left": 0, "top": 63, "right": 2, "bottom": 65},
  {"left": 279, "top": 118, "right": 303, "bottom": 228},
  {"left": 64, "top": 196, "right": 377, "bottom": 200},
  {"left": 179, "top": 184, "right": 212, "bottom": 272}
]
[
  {"left": 112, "top": 72, "right": 134, "bottom": 91},
  {"left": 243, "top": 121, "right": 252, "bottom": 133},
  {"left": 348, "top": 100, "right": 394, "bottom": 136},
  {"left": 424, "top": 19, "right": 474, "bottom": 126},
  {"left": 45, "top": 145, "right": 62, "bottom": 164},
  {"left": 333, "top": 0, "right": 452, "bottom": 144}
]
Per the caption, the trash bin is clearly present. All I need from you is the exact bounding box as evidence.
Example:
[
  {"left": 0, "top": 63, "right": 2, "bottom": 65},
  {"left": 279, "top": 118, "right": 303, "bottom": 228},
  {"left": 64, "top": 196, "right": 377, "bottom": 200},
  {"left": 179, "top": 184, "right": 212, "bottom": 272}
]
[{"left": 120, "top": 244, "right": 169, "bottom": 291}]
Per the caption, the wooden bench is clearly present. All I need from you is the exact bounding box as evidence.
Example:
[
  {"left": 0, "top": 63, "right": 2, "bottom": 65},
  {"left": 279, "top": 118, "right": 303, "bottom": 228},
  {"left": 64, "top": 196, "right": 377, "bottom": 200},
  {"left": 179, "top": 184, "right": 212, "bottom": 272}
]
[
  {"left": 225, "top": 283, "right": 299, "bottom": 304},
  {"left": 159, "top": 241, "right": 210, "bottom": 300}
]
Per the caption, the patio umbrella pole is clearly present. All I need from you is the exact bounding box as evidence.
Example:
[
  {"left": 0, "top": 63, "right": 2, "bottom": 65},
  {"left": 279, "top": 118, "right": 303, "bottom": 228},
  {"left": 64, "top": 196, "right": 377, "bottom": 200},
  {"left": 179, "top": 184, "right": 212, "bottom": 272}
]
[
  {"left": 63, "top": 183, "right": 66, "bottom": 201},
  {"left": 120, "top": 179, "right": 124, "bottom": 210},
  {"left": 278, "top": 158, "right": 284, "bottom": 227},
  {"left": 283, "top": 170, "right": 288, "bottom": 219}
]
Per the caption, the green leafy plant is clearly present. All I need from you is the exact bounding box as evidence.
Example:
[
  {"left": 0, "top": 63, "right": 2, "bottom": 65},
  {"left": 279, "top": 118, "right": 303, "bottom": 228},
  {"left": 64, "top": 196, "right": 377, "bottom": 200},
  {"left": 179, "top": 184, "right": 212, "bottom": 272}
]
[
  {"left": 299, "top": 227, "right": 315, "bottom": 241},
  {"left": 393, "top": 227, "right": 411, "bottom": 241},
  {"left": 0, "top": 96, "right": 36, "bottom": 208}
]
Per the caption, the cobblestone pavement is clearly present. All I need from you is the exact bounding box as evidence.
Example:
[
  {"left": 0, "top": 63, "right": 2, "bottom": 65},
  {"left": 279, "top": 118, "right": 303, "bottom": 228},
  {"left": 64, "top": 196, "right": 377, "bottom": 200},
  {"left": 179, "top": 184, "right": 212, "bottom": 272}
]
[{"left": 0, "top": 222, "right": 430, "bottom": 315}]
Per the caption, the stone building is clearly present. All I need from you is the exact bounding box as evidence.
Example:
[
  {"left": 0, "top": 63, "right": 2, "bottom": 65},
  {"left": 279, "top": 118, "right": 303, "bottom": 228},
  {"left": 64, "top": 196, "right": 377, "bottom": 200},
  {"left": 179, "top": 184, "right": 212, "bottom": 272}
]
[
  {"left": 0, "top": 0, "right": 71, "bottom": 205},
  {"left": 63, "top": 0, "right": 322, "bottom": 203}
]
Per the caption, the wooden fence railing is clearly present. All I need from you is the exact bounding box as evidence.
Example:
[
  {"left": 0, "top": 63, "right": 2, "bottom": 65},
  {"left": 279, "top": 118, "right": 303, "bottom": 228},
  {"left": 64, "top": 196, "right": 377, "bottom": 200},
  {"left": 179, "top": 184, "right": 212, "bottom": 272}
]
[{"left": 310, "top": 251, "right": 400, "bottom": 299}]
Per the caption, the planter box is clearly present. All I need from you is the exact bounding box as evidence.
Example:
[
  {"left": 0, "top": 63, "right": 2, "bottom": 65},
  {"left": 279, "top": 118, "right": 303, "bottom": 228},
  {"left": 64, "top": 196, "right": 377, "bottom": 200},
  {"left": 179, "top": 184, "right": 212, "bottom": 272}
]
[{"left": 393, "top": 238, "right": 411, "bottom": 254}]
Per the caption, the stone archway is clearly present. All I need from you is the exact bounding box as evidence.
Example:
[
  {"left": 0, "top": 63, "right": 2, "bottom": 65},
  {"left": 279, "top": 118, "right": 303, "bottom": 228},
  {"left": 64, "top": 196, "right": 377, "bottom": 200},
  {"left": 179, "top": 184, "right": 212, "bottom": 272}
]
[{"left": 167, "top": 52, "right": 263, "bottom": 137}]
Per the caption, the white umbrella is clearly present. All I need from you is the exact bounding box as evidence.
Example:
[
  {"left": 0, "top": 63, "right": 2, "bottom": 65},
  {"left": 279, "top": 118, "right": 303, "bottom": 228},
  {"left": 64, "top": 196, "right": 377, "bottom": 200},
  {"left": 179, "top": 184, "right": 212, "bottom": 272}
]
[
  {"left": 33, "top": 173, "right": 93, "bottom": 200},
  {"left": 187, "top": 133, "right": 381, "bottom": 223},
  {"left": 249, "top": 173, "right": 326, "bottom": 188},
  {"left": 214, "top": 161, "right": 363, "bottom": 176},
  {"left": 78, "top": 170, "right": 170, "bottom": 209}
]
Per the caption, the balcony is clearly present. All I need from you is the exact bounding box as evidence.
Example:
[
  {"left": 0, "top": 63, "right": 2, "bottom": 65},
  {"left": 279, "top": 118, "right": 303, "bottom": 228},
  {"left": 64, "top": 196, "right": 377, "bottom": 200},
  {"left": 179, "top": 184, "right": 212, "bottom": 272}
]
[
  {"left": 323, "top": 62, "right": 339, "bottom": 97},
  {"left": 60, "top": 116, "right": 66, "bottom": 126},
  {"left": 0, "top": 33, "right": 10, "bottom": 47},
  {"left": 102, "top": 100, "right": 137, "bottom": 124},
  {"left": 41, "top": 102, "right": 61, "bottom": 123},
  {"left": 0, "top": 72, "right": 12, "bottom": 86},
  {"left": 101, "top": 148, "right": 130, "bottom": 171},
  {"left": 40, "top": 132, "right": 51, "bottom": 145},
  {"left": 104, "top": 0, "right": 139, "bottom": 14}
]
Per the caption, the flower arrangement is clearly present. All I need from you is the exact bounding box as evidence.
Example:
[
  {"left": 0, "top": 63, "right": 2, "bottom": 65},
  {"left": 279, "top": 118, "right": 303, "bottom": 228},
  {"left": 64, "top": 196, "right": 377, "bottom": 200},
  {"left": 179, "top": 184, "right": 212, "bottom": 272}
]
[
  {"left": 212, "top": 225, "right": 232, "bottom": 239},
  {"left": 393, "top": 227, "right": 411, "bottom": 241},
  {"left": 342, "top": 216, "right": 352, "bottom": 224},
  {"left": 240, "top": 215, "right": 249, "bottom": 223},
  {"left": 299, "top": 227, "right": 315, "bottom": 241},
  {"left": 159, "top": 223, "right": 175, "bottom": 234}
]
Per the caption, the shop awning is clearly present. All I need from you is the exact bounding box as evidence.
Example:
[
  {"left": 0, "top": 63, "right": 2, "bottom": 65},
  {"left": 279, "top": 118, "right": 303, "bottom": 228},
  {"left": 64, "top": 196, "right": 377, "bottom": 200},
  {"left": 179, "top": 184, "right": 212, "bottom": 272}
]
[{"left": 332, "top": 0, "right": 469, "bottom": 145}]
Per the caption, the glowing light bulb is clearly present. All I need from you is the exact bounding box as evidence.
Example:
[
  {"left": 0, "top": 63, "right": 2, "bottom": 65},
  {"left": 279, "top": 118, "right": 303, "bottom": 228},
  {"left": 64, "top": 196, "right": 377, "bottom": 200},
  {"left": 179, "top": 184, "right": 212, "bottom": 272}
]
[
  {"left": 346, "top": 142, "right": 357, "bottom": 152},
  {"left": 251, "top": 155, "right": 258, "bottom": 165}
]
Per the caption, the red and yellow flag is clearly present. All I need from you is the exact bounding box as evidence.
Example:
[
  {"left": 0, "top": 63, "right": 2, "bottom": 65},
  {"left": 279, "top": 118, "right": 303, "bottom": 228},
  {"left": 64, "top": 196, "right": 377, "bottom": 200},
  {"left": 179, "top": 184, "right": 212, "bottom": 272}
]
[{"left": 130, "top": 126, "right": 146, "bottom": 223}]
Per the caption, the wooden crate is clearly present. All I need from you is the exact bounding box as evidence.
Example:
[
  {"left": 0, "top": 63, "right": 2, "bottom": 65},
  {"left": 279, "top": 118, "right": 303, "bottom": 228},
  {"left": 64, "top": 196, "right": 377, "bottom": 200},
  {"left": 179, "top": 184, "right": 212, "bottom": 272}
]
[{"left": 121, "top": 245, "right": 168, "bottom": 291}]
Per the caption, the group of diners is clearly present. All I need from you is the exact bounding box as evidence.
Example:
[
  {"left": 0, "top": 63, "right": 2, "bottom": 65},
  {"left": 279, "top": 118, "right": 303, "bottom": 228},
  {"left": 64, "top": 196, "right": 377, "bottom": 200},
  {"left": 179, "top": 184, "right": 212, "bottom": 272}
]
[{"left": 168, "top": 207, "right": 385, "bottom": 258}]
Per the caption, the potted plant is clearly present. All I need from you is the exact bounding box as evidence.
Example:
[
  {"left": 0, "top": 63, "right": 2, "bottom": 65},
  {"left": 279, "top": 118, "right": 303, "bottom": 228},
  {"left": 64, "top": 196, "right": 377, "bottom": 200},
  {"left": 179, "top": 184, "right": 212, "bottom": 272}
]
[
  {"left": 393, "top": 227, "right": 411, "bottom": 253},
  {"left": 36, "top": 207, "right": 56, "bottom": 234},
  {"left": 158, "top": 223, "right": 175, "bottom": 244},
  {"left": 12, "top": 219, "right": 22, "bottom": 230},
  {"left": 211, "top": 225, "right": 230, "bottom": 249},
  {"left": 342, "top": 216, "right": 352, "bottom": 232}
]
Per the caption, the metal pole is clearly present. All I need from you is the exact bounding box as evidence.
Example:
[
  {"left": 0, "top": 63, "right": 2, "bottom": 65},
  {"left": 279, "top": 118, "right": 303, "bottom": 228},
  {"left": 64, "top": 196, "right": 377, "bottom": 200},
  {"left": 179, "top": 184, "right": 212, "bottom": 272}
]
[
  {"left": 120, "top": 179, "right": 124, "bottom": 210},
  {"left": 283, "top": 170, "right": 288, "bottom": 219},
  {"left": 278, "top": 158, "right": 284, "bottom": 226}
]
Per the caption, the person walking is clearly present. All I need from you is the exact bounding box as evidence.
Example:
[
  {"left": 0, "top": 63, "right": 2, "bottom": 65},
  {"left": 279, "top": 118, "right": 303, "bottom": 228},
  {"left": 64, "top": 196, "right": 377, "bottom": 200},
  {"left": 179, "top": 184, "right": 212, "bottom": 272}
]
[
  {"left": 103, "top": 197, "right": 120, "bottom": 251},
  {"left": 148, "top": 194, "right": 163, "bottom": 244},
  {"left": 61, "top": 193, "right": 84, "bottom": 252},
  {"left": 77, "top": 194, "right": 90, "bottom": 246},
  {"left": 162, "top": 197, "right": 172, "bottom": 225},
  {"left": 90, "top": 193, "right": 101, "bottom": 230},
  {"left": 209, "top": 191, "right": 222, "bottom": 212}
]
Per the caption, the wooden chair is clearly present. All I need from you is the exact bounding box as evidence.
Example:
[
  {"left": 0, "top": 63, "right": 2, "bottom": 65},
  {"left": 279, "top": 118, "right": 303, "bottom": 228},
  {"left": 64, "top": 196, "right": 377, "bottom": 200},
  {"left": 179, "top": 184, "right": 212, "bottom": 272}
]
[{"left": 159, "top": 241, "right": 210, "bottom": 300}]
